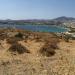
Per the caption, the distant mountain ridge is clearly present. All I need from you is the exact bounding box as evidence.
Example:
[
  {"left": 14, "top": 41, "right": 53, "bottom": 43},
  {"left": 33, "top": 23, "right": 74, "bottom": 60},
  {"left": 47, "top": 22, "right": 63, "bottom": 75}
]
[
  {"left": 53, "top": 16, "right": 75, "bottom": 22},
  {"left": 0, "top": 16, "right": 75, "bottom": 25},
  {"left": 0, "top": 16, "right": 75, "bottom": 22}
]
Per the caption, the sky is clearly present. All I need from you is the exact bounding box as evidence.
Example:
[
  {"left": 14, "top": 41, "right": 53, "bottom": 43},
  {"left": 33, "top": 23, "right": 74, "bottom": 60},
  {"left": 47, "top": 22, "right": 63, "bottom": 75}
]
[{"left": 0, "top": 0, "right": 75, "bottom": 19}]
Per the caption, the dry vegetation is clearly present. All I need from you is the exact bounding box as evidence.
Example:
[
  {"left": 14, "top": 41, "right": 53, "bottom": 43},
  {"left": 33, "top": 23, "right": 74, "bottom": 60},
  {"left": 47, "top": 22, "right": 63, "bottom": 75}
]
[
  {"left": 39, "top": 38, "right": 59, "bottom": 57},
  {"left": 8, "top": 43, "right": 30, "bottom": 54},
  {"left": 0, "top": 29, "right": 75, "bottom": 75}
]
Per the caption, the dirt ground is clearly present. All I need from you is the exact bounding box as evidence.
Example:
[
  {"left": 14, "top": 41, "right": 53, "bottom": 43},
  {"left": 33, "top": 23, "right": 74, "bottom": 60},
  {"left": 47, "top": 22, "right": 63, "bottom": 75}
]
[{"left": 0, "top": 29, "right": 75, "bottom": 75}]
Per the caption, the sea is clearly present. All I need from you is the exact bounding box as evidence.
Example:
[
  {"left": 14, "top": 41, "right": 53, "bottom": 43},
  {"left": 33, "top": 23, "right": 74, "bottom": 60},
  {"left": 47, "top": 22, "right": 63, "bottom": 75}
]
[{"left": 0, "top": 24, "right": 68, "bottom": 32}]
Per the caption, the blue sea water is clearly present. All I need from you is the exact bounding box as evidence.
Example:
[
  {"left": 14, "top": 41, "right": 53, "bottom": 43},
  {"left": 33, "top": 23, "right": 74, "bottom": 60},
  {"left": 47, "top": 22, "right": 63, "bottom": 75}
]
[{"left": 0, "top": 24, "right": 67, "bottom": 32}]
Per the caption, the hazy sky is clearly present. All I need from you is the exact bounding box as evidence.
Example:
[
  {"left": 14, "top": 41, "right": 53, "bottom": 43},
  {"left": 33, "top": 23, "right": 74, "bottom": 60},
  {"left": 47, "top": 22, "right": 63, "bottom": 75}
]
[{"left": 0, "top": 0, "right": 75, "bottom": 19}]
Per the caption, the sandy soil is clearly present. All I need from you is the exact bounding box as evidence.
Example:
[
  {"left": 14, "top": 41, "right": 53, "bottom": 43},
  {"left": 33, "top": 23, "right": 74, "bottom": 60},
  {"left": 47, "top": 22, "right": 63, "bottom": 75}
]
[
  {"left": 0, "top": 29, "right": 75, "bottom": 75},
  {"left": 0, "top": 39, "right": 75, "bottom": 75}
]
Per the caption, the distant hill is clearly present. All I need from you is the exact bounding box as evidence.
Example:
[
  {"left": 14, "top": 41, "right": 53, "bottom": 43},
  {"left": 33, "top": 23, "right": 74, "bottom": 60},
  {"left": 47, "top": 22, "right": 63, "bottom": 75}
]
[
  {"left": 53, "top": 16, "right": 75, "bottom": 22},
  {"left": 0, "top": 16, "right": 75, "bottom": 25}
]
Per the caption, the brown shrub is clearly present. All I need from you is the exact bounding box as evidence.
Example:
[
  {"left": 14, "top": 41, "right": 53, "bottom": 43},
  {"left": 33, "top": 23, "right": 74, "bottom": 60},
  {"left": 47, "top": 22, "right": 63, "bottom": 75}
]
[
  {"left": 7, "top": 36, "right": 24, "bottom": 44},
  {"left": 40, "top": 45, "right": 56, "bottom": 57},
  {"left": 15, "top": 32, "right": 23, "bottom": 39},
  {"left": 7, "top": 32, "right": 24, "bottom": 44},
  {"left": 7, "top": 37, "right": 18, "bottom": 44},
  {"left": 40, "top": 38, "right": 59, "bottom": 57},
  {"left": 8, "top": 43, "right": 30, "bottom": 54},
  {"left": 47, "top": 41, "right": 59, "bottom": 49},
  {"left": 0, "top": 33, "right": 8, "bottom": 40}
]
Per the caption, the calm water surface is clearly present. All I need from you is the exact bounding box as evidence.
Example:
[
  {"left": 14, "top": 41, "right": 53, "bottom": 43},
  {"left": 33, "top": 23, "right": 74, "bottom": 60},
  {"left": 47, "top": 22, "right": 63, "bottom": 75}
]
[{"left": 0, "top": 24, "right": 67, "bottom": 32}]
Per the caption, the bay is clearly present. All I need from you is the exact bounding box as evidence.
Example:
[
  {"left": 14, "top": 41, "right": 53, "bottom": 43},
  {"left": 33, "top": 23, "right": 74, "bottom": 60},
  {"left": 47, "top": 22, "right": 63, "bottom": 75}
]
[{"left": 0, "top": 24, "right": 67, "bottom": 32}]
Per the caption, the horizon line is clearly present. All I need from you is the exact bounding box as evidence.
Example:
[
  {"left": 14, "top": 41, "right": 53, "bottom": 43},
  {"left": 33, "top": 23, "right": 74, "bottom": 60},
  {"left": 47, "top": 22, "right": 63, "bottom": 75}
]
[{"left": 0, "top": 16, "right": 75, "bottom": 20}]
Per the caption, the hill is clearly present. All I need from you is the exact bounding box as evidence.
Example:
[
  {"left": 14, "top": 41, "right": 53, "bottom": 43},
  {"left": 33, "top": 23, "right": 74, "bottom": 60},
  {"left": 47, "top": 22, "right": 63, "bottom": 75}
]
[
  {"left": 0, "top": 16, "right": 75, "bottom": 25},
  {"left": 53, "top": 16, "right": 75, "bottom": 22}
]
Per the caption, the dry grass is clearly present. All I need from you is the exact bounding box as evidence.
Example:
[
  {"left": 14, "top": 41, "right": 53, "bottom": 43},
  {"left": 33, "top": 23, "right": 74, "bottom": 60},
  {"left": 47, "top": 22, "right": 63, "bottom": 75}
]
[{"left": 0, "top": 29, "right": 75, "bottom": 75}]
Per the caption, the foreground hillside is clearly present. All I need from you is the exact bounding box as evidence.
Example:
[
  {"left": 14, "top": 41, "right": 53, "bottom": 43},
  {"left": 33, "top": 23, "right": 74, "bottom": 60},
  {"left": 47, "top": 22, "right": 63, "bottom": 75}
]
[{"left": 0, "top": 29, "right": 75, "bottom": 75}]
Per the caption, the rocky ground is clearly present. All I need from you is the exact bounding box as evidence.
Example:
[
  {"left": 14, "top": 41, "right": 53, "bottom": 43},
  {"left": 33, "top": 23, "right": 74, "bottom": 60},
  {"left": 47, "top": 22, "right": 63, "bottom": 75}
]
[{"left": 0, "top": 29, "right": 75, "bottom": 75}]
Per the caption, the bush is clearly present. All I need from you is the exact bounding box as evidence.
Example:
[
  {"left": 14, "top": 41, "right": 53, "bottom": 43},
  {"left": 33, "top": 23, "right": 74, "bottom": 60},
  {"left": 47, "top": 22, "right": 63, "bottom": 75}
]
[
  {"left": 0, "top": 33, "right": 8, "bottom": 40},
  {"left": 40, "top": 39, "right": 58, "bottom": 57},
  {"left": 8, "top": 43, "right": 30, "bottom": 54},
  {"left": 15, "top": 32, "right": 23, "bottom": 39},
  {"left": 40, "top": 45, "right": 56, "bottom": 57},
  {"left": 64, "top": 35, "right": 71, "bottom": 42},
  {"left": 7, "top": 37, "right": 21, "bottom": 44}
]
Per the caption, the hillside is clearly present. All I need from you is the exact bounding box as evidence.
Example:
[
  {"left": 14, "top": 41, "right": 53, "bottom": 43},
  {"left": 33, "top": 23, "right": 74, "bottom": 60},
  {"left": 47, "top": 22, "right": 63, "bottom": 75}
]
[
  {"left": 0, "top": 29, "right": 75, "bottom": 75},
  {"left": 53, "top": 16, "right": 75, "bottom": 22}
]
